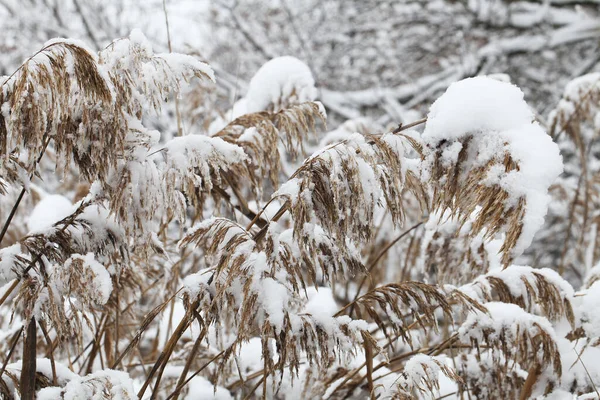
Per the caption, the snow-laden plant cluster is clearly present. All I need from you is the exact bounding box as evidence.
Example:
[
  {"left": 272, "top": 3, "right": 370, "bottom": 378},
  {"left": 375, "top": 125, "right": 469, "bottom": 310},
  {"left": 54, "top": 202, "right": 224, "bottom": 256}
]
[{"left": 0, "top": 30, "right": 597, "bottom": 400}]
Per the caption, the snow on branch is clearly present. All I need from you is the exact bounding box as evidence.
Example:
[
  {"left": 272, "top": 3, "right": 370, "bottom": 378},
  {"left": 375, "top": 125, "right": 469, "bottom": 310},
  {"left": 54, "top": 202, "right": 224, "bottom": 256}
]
[
  {"left": 0, "top": 29, "right": 218, "bottom": 241},
  {"left": 458, "top": 302, "right": 562, "bottom": 387},
  {"left": 276, "top": 132, "right": 411, "bottom": 247},
  {"left": 0, "top": 39, "right": 114, "bottom": 187},
  {"left": 548, "top": 72, "right": 600, "bottom": 143},
  {"left": 11, "top": 201, "right": 126, "bottom": 336},
  {"left": 417, "top": 208, "right": 503, "bottom": 285},
  {"left": 37, "top": 369, "right": 136, "bottom": 400},
  {"left": 396, "top": 354, "right": 460, "bottom": 398},
  {"left": 421, "top": 76, "right": 563, "bottom": 266},
  {"left": 161, "top": 134, "right": 248, "bottom": 219},
  {"left": 214, "top": 101, "right": 325, "bottom": 189},
  {"left": 458, "top": 265, "right": 575, "bottom": 325},
  {"left": 179, "top": 218, "right": 369, "bottom": 378},
  {"left": 245, "top": 56, "right": 317, "bottom": 113}
]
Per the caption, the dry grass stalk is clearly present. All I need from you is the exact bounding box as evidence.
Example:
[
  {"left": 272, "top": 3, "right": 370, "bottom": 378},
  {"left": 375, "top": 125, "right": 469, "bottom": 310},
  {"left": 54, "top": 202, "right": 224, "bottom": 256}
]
[
  {"left": 0, "top": 31, "right": 592, "bottom": 400},
  {"left": 425, "top": 137, "right": 525, "bottom": 267},
  {"left": 214, "top": 101, "right": 325, "bottom": 189}
]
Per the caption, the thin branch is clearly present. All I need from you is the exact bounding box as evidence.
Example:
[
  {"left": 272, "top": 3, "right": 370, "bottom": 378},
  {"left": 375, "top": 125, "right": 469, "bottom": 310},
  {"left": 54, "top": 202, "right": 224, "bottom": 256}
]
[
  {"left": 0, "top": 327, "right": 23, "bottom": 381},
  {"left": 162, "top": 0, "right": 183, "bottom": 136}
]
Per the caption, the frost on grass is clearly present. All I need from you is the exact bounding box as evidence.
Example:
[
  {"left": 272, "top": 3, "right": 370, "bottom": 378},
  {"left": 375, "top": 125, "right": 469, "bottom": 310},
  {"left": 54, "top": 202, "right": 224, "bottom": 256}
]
[
  {"left": 278, "top": 132, "right": 409, "bottom": 246},
  {"left": 56, "top": 252, "right": 113, "bottom": 306},
  {"left": 213, "top": 101, "right": 326, "bottom": 190},
  {"left": 209, "top": 56, "right": 318, "bottom": 138},
  {"left": 161, "top": 133, "right": 248, "bottom": 216},
  {"left": 421, "top": 76, "right": 563, "bottom": 266}
]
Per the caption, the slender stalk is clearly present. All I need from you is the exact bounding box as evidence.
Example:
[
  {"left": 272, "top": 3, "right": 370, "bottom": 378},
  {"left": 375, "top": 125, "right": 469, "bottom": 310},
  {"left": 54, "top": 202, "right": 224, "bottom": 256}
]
[
  {"left": 171, "top": 311, "right": 208, "bottom": 400},
  {"left": 39, "top": 321, "right": 57, "bottom": 386},
  {"left": 363, "top": 333, "right": 375, "bottom": 400},
  {"left": 519, "top": 363, "right": 540, "bottom": 400},
  {"left": 112, "top": 288, "right": 180, "bottom": 368},
  {"left": 0, "top": 134, "right": 51, "bottom": 246},
  {"left": 391, "top": 117, "right": 428, "bottom": 133},
  {"left": 0, "top": 327, "right": 23, "bottom": 381},
  {"left": 336, "top": 222, "right": 423, "bottom": 317},
  {"left": 138, "top": 301, "right": 197, "bottom": 398},
  {"left": 162, "top": 0, "right": 183, "bottom": 136},
  {"left": 0, "top": 200, "right": 92, "bottom": 308},
  {"left": 20, "top": 317, "right": 37, "bottom": 400},
  {"left": 165, "top": 350, "right": 225, "bottom": 400}
]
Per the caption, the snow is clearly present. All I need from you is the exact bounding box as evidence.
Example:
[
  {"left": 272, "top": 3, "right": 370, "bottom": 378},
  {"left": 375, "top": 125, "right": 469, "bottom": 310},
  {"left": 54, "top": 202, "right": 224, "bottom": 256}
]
[
  {"left": 318, "top": 118, "right": 376, "bottom": 147},
  {"left": 0, "top": 243, "right": 20, "bottom": 285},
  {"left": 0, "top": 9, "right": 588, "bottom": 399},
  {"left": 129, "top": 28, "right": 154, "bottom": 56},
  {"left": 161, "top": 134, "right": 247, "bottom": 222},
  {"left": 187, "top": 376, "right": 233, "bottom": 400},
  {"left": 467, "top": 265, "right": 574, "bottom": 301},
  {"left": 419, "top": 207, "right": 504, "bottom": 278},
  {"left": 250, "top": 252, "right": 290, "bottom": 331},
  {"left": 556, "top": 336, "right": 600, "bottom": 395},
  {"left": 64, "top": 253, "right": 113, "bottom": 305},
  {"left": 13, "top": 364, "right": 137, "bottom": 400},
  {"left": 6, "top": 358, "right": 78, "bottom": 385},
  {"left": 273, "top": 178, "right": 301, "bottom": 202},
  {"left": 42, "top": 37, "right": 97, "bottom": 58},
  {"left": 68, "top": 203, "right": 125, "bottom": 255},
  {"left": 303, "top": 287, "right": 338, "bottom": 317},
  {"left": 423, "top": 76, "right": 563, "bottom": 259},
  {"left": 37, "top": 387, "right": 64, "bottom": 400},
  {"left": 398, "top": 354, "right": 450, "bottom": 393},
  {"left": 26, "top": 194, "right": 73, "bottom": 232},
  {"left": 60, "top": 369, "right": 136, "bottom": 400},
  {"left": 458, "top": 302, "right": 557, "bottom": 346},
  {"left": 158, "top": 300, "right": 189, "bottom": 347},
  {"left": 577, "top": 281, "right": 600, "bottom": 337},
  {"left": 164, "top": 134, "right": 247, "bottom": 173},
  {"left": 237, "top": 337, "right": 263, "bottom": 373},
  {"left": 152, "top": 52, "right": 215, "bottom": 83},
  {"left": 563, "top": 73, "right": 600, "bottom": 100},
  {"left": 541, "top": 390, "right": 578, "bottom": 400},
  {"left": 550, "top": 72, "right": 600, "bottom": 142},
  {"left": 245, "top": 56, "right": 317, "bottom": 113},
  {"left": 183, "top": 268, "right": 214, "bottom": 300},
  {"left": 424, "top": 77, "right": 534, "bottom": 142},
  {"left": 208, "top": 98, "right": 249, "bottom": 134}
]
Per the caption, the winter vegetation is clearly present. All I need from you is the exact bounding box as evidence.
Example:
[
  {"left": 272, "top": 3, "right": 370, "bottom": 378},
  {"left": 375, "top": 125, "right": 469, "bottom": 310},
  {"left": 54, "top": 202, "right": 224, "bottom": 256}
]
[{"left": 0, "top": 1, "right": 599, "bottom": 399}]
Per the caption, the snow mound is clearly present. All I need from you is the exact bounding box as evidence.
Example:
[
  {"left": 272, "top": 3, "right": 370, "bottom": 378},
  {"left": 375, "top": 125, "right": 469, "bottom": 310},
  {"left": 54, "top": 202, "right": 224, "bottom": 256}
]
[
  {"left": 246, "top": 56, "right": 317, "bottom": 113},
  {"left": 424, "top": 76, "right": 533, "bottom": 141},
  {"left": 27, "top": 194, "right": 73, "bottom": 232},
  {"left": 422, "top": 76, "right": 563, "bottom": 260}
]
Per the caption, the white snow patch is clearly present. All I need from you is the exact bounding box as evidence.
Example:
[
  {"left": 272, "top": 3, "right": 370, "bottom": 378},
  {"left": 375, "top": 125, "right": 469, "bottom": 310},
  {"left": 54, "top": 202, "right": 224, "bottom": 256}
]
[
  {"left": 245, "top": 56, "right": 317, "bottom": 113},
  {"left": 27, "top": 194, "right": 73, "bottom": 232}
]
